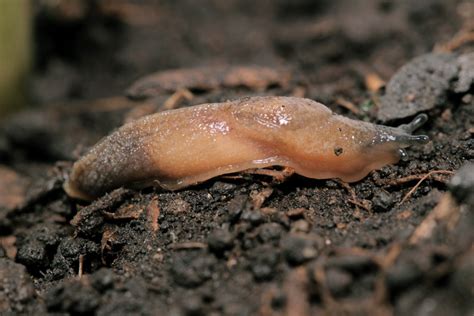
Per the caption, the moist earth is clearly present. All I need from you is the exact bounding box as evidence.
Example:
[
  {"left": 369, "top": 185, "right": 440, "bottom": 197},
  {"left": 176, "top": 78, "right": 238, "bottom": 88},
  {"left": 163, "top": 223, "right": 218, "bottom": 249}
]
[{"left": 0, "top": 1, "right": 473, "bottom": 315}]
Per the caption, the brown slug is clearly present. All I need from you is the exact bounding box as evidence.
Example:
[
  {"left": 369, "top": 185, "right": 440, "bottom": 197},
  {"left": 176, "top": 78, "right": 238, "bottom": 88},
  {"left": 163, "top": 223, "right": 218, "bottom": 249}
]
[{"left": 64, "top": 96, "right": 429, "bottom": 200}]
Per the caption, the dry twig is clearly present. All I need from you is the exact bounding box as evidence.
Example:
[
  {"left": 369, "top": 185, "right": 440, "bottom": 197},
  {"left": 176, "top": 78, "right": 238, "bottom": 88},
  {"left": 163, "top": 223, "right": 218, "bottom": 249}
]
[
  {"left": 335, "top": 179, "right": 371, "bottom": 212},
  {"left": 163, "top": 88, "right": 194, "bottom": 110},
  {"left": 170, "top": 242, "right": 207, "bottom": 250},
  {"left": 146, "top": 197, "right": 160, "bottom": 232},
  {"left": 435, "top": 30, "right": 474, "bottom": 52},
  {"left": 335, "top": 97, "right": 361, "bottom": 115},
  {"left": 365, "top": 73, "right": 385, "bottom": 93},
  {"left": 409, "top": 193, "right": 460, "bottom": 244},
  {"left": 399, "top": 170, "right": 454, "bottom": 205},
  {"left": 284, "top": 267, "right": 310, "bottom": 316},
  {"left": 78, "top": 254, "right": 84, "bottom": 278}
]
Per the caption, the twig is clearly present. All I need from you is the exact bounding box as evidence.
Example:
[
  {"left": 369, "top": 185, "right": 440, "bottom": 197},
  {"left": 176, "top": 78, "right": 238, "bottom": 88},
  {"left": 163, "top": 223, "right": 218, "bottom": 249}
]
[
  {"left": 313, "top": 262, "right": 336, "bottom": 307},
  {"left": 376, "top": 173, "right": 451, "bottom": 186},
  {"left": 146, "top": 197, "right": 160, "bottom": 232},
  {"left": 373, "top": 243, "right": 402, "bottom": 306},
  {"left": 170, "top": 241, "right": 207, "bottom": 250},
  {"left": 243, "top": 166, "right": 295, "bottom": 183},
  {"left": 250, "top": 187, "right": 274, "bottom": 209},
  {"left": 399, "top": 170, "right": 454, "bottom": 205},
  {"left": 409, "top": 193, "right": 460, "bottom": 244},
  {"left": 434, "top": 30, "right": 474, "bottom": 52},
  {"left": 335, "top": 97, "right": 361, "bottom": 115},
  {"left": 348, "top": 198, "right": 371, "bottom": 212},
  {"left": 284, "top": 267, "right": 310, "bottom": 316},
  {"left": 335, "top": 179, "right": 370, "bottom": 212},
  {"left": 78, "top": 254, "right": 84, "bottom": 278},
  {"left": 365, "top": 73, "right": 385, "bottom": 93},
  {"left": 163, "top": 88, "right": 193, "bottom": 110},
  {"left": 259, "top": 287, "right": 278, "bottom": 316}
]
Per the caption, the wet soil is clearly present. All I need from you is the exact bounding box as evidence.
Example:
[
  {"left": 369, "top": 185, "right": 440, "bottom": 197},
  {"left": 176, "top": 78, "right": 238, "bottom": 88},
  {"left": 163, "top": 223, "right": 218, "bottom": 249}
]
[{"left": 1, "top": 1, "right": 473, "bottom": 315}]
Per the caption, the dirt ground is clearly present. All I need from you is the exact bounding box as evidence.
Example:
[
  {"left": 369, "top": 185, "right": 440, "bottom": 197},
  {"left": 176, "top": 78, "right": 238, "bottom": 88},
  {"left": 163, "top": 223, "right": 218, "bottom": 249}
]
[{"left": 1, "top": 1, "right": 473, "bottom": 315}]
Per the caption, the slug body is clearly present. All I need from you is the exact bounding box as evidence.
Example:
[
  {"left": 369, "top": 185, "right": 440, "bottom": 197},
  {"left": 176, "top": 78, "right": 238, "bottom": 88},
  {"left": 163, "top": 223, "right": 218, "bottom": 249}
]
[{"left": 64, "top": 96, "right": 429, "bottom": 200}]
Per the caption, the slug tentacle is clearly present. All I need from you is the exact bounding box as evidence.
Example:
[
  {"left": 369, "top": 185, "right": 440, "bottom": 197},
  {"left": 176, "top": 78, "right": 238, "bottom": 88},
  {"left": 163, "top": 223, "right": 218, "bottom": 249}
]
[
  {"left": 64, "top": 96, "right": 431, "bottom": 200},
  {"left": 394, "top": 134, "right": 430, "bottom": 147},
  {"left": 392, "top": 114, "right": 430, "bottom": 147},
  {"left": 398, "top": 113, "right": 428, "bottom": 133}
]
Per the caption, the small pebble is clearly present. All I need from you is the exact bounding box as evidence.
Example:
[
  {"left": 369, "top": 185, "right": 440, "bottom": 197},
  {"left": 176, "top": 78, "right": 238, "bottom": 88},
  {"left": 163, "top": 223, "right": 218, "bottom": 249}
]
[
  {"left": 241, "top": 210, "right": 264, "bottom": 226},
  {"left": 171, "top": 252, "right": 216, "bottom": 287},
  {"left": 290, "top": 219, "right": 310, "bottom": 233},
  {"left": 372, "top": 189, "right": 394, "bottom": 212},
  {"left": 207, "top": 229, "right": 234, "bottom": 255},
  {"left": 281, "top": 234, "right": 318, "bottom": 265},
  {"left": 16, "top": 241, "right": 48, "bottom": 272},
  {"left": 181, "top": 295, "right": 204, "bottom": 316},
  {"left": 449, "top": 163, "right": 474, "bottom": 206},
  {"left": 90, "top": 268, "right": 116, "bottom": 292},
  {"left": 250, "top": 246, "right": 279, "bottom": 281},
  {"left": 386, "top": 261, "right": 422, "bottom": 292},
  {"left": 258, "top": 223, "right": 284, "bottom": 243},
  {"left": 326, "top": 268, "right": 353, "bottom": 296}
]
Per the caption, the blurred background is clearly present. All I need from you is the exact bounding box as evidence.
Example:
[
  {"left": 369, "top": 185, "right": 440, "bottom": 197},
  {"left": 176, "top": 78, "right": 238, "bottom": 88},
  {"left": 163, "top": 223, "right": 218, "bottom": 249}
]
[{"left": 0, "top": 0, "right": 469, "bottom": 115}]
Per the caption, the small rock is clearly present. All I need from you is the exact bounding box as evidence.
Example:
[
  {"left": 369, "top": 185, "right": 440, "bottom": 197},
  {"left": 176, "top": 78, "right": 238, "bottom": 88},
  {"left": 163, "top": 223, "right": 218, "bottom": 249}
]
[
  {"left": 450, "top": 252, "right": 474, "bottom": 304},
  {"left": 326, "top": 268, "right": 353, "bottom": 296},
  {"left": 372, "top": 190, "right": 394, "bottom": 212},
  {"left": 0, "top": 258, "right": 41, "bottom": 314},
  {"left": 16, "top": 224, "right": 65, "bottom": 274},
  {"left": 378, "top": 53, "right": 458, "bottom": 121},
  {"left": 449, "top": 163, "right": 474, "bottom": 206},
  {"left": 281, "top": 234, "right": 318, "bottom": 265},
  {"left": 386, "top": 261, "right": 423, "bottom": 292},
  {"left": 455, "top": 52, "right": 474, "bottom": 93},
  {"left": 207, "top": 229, "right": 234, "bottom": 255},
  {"left": 90, "top": 268, "right": 116, "bottom": 292},
  {"left": 250, "top": 246, "right": 280, "bottom": 281},
  {"left": 181, "top": 294, "right": 203, "bottom": 316},
  {"left": 241, "top": 210, "right": 264, "bottom": 226},
  {"left": 257, "top": 223, "right": 284, "bottom": 243},
  {"left": 50, "top": 237, "right": 100, "bottom": 279},
  {"left": 71, "top": 188, "right": 133, "bottom": 238},
  {"left": 171, "top": 252, "right": 216, "bottom": 287},
  {"left": 210, "top": 181, "right": 237, "bottom": 194},
  {"left": 291, "top": 219, "right": 310, "bottom": 233},
  {"left": 16, "top": 241, "right": 49, "bottom": 273},
  {"left": 46, "top": 280, "right": 100, "bottom": 314},
  {"left": 226, "top": 194, "right": 248, "bottom": 223}
]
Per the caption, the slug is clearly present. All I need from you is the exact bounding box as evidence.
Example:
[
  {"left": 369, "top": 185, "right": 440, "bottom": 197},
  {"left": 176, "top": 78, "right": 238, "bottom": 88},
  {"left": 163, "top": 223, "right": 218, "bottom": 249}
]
[{"left": 64, "top": 96, "right": 429, "bottom": 200}]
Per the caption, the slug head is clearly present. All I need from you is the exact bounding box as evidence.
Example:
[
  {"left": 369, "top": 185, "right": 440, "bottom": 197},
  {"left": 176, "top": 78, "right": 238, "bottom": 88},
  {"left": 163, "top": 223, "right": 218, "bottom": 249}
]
[{"left": 374, "top": 114, "right": 430, "bottom": 161}]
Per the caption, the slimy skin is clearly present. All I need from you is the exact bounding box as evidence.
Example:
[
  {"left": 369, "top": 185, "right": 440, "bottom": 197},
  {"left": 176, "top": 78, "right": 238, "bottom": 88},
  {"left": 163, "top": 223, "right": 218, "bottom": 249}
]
[{"left": 64, "top": 96, "right": 429, "bottom": 200}]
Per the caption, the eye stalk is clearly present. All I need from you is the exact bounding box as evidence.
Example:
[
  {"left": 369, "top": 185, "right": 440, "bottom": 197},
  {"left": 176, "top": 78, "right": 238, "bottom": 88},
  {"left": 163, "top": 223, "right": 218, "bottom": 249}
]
[
  {"left": 398, "top": 113, "right": 428, "bottom": 133},
  {"left": 394, "top": 114, "right": 430, "bottom": 146}
]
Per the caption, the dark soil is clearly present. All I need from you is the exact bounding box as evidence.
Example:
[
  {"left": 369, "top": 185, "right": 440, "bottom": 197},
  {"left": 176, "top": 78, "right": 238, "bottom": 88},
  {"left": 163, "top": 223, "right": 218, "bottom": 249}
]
[{"left": 1, "top": 1, "right": 473, "bottom": 315}]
